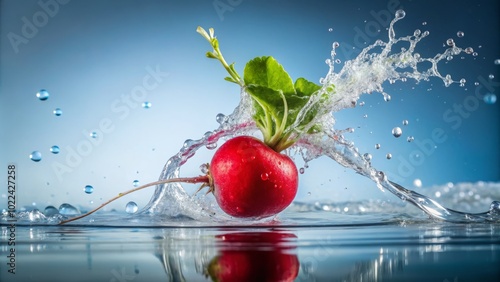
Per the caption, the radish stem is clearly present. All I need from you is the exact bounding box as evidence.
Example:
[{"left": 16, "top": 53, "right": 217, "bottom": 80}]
[{"left": 58, "top": 175, "right": 210, "bottom": 225}]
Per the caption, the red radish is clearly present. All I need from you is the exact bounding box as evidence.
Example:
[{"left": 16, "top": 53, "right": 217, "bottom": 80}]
[
  {"left": 206, "top": 232, "right": 299, "bottom": 282},
  {"left": 210, "top": 136, "right": 298, "bottom": 218}
]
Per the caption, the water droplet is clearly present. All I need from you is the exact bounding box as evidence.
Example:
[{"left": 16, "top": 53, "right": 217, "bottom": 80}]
[
  {"left": 363, "top": 114, "right": 368, "bottom": 118},
  {"left": 459, "top": 78, "right": 466, "bottom": 87},
  {"left": 58, "top": 203, "right": 80, "bottom": 215},
  {"left": 488, "top": 74, "right": 495, "bottom": 80},
  {"left": 90, "top": 131, "right": 97, "bottom": 138},
  {"left": 402, "top": 120, "right": 409, "bottom": 126},
  {"left": 383, "top": 94, "right": 391, "bottom": 102},
  {"left": 421, "top": 21, "right": 427, "bottom": 26},
  {"left": 472, "top": 52, "right": 478, "bottom": 57},
  {"left": 142, "top": 101, "right": 152, "bottom": 109},
  {"left": 53, "top": 108, "right": 62, "bottom": 116},
  {"left": 50, "top": 145, "right": 60, "bottom": 154},
  {"left": 199, "top": 163, "right": 209, "bottom": 174},
  {"left": 307, "top": 192, "right": 311, "bottom": 196},
  {"left": 494, "top": 59, "right": 500, "bottom": 65},
  {"left": 126, "top": 201, "right": 138, "bottom": 214},
  {"left": 407, "top": 136, "right": 414, "bottom": 142},
  {"left": 483, "top": 93, "right": 497, "bottom": 104},
  {"left": 474, "top": 82, "right": 480, "bottom": 86},
  {"left": 132, "top": 180, "right": 140, "bottom": 187},
  {"left": 392, "top": 127, "right": 402, "bottom": 138},
  {"left": 363, "top": 153, "right": 372, "bottom": 161},
  {"left": 328, "top": 27, "right": 333, "bottom": 32},
  {"left": 335, "top": 59, "right": 341, "bottom": 64},
  {"left": 456, "top": 31, "right": 464, "bottom": 37},
  {"left": 446, "top": 38, "right": 454, "bottom": 47},
  {"left": 299, "top": 168, "right": 305, "bottom": 174},
  {"left": 490, "top": 201, "right": 500, "bottom": 213},
  {"left": 385, "top": 153, "right": 392, "bottom": 160},
  {"left": 332, "top": 41, "right": 339, "bottom": 48},
  {"left": 359, "top": 101, "right": 365, "bottom": 106},
  {"left": 216, "top": 113, "right": 226, "bottom": 124},
  {"left": 30, "top": 151, "right": 42, "bottom": 162},
  {"left": 260, "top": 173, "right": 269, "bottom": 181},
  {"left": 44, "top": 205, "right": 59, "bottom": 217},
  {"left": 84, "top": 185, "right": 94, "bottom": 194},
  {"left": 464, "top": 47, "right": 474, "bottom": 54},
  {"left": 375, "top": 144, "right": 381, "bottom": 149},
  {"left": 205, "top": 142, "right": 217, "bottom": 150},
  {"left": 413, "top": 179, "right": 422, "bottom": 188},
  {"left": 394, "top": 9, "right": 405, "bottom": 19},
  {"left": 36, "top": 89, "right": 50, "bottom": 101},
  {"left": 413, "top": 29, "right": 421, "bottom": 37}
]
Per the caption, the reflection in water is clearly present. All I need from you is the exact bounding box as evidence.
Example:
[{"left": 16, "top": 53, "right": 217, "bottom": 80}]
[
  {"left": 1, "top": 224, "right": 498, "bottom": 281},
  {"left": 158, "top": 230, "right": 299, "bottom": 282}
]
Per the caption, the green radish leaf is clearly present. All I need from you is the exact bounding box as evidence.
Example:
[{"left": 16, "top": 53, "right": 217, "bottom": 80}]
[
  {"left": 295, "top": 77, "right": 321, "bottom": 97},
  {"left": 244, "top": 56, "right": 295, "bottom": 95}
]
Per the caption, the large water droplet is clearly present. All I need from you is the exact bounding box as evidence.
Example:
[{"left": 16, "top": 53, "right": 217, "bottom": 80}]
[
  {"left": 392, "top": 127, "right": 402, "bottom": 138},
  {"left": 84, "top": 185, "right": 94, "bottom": 194},
  {"left": 126, "top": 201, "right": 138, "bottom": 214},
  {"left": 59, "top": 203, "right": 80, "bottom": 215},
  {"left": 132, "top": 180, "right": 140, "bottom": 187},
  {"left": 484, "top": 93, "right": 497, "bottom": 104},
  {"left": 50, "top": 145, "right": 60, "bottom": 154},
  {"left": 216, "top": 113, "right": 226, "bottom": 124},
  {"left": 44, "top": 205, "right": 59, "bottom": 217},
  {"left": 53, "top": 108, "right": 62, "bottom": 116},
  {"left": 36, "top": 89, "right": 50, "bottom": 101},
  {"left": 30, "top": 151, "right": 42, "bottom": 162},
  {"left": 394, "top": 9, "right": 405, "bottom": 19}
]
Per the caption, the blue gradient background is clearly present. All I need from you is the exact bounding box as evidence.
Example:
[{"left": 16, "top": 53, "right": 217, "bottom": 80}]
[{"left": 1, "top": 0, "right": 499, "bottom": 211}]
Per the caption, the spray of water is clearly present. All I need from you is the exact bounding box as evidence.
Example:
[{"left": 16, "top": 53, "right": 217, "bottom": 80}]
[{"left": 142, "top": 10, "right": 499, "bottom": 223}]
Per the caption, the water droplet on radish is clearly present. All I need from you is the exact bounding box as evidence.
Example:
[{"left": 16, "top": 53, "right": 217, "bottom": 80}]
[{"left": 260, "top": 173, "right": 269, "bottom": 181}]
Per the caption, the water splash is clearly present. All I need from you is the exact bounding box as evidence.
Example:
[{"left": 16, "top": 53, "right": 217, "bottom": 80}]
[{"left": 141, "top": 10, "right": 499, "bottom": 223}]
